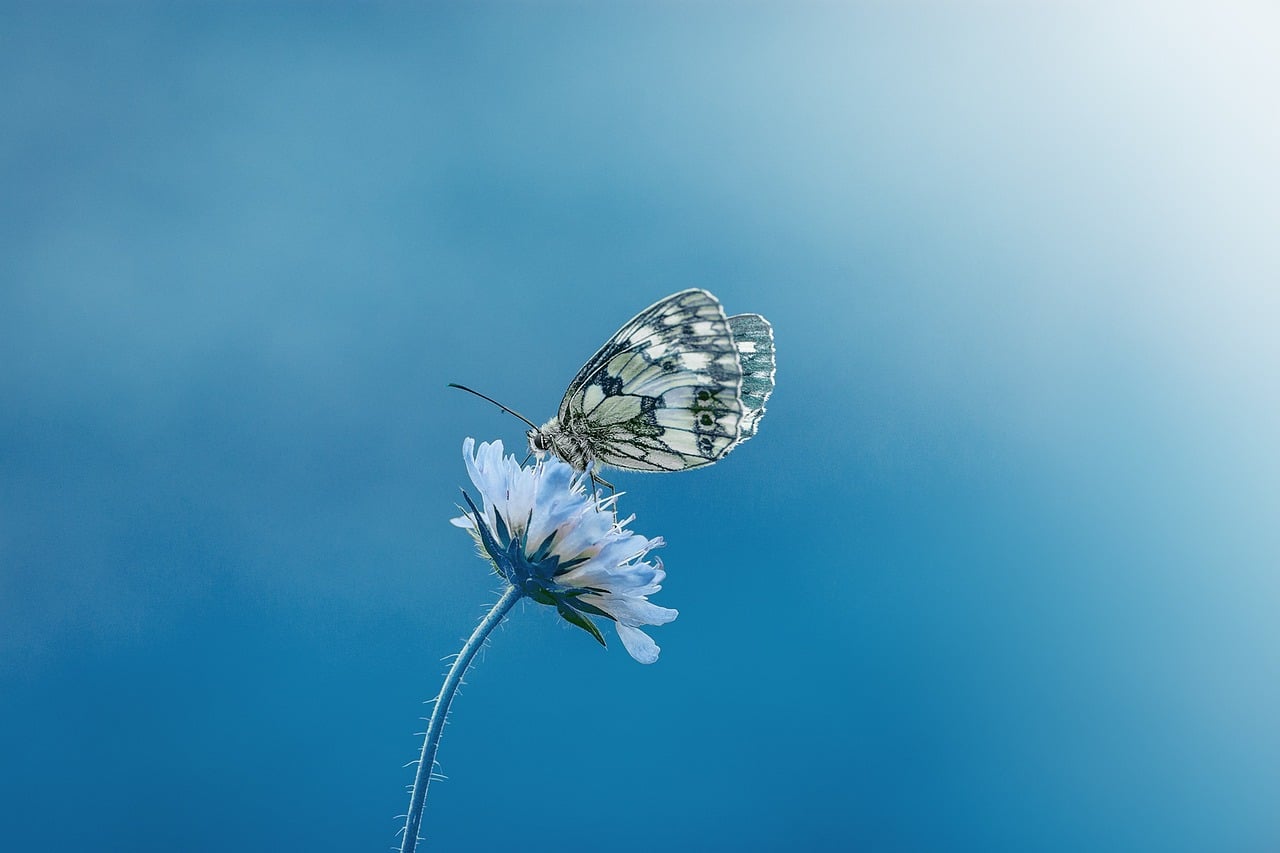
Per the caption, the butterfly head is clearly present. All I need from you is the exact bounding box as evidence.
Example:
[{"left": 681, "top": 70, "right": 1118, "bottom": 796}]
[{"left": 527, "top": 426, "right": 553, "bottom": 455}]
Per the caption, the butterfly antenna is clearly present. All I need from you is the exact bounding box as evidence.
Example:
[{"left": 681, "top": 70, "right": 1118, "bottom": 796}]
[{"left": 447, "top": 383, "right": 540, "bottom": 431}]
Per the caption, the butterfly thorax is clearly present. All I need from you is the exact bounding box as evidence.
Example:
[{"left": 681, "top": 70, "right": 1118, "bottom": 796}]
[{"left": 529, "top": 419, "right": 597, "bottom": 472}]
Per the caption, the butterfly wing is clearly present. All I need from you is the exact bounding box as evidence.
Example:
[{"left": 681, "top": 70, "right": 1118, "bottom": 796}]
[
  {"left": 727, "top": 313, "right": 775, "bottom": 442},
  {"left": 557, "top": 289, "right": 746, "bottom": 471}
]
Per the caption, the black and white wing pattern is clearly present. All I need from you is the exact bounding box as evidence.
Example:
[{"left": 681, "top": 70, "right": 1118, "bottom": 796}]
[{"left": 532, "top": 289, "right": 775, "bottom": 473}]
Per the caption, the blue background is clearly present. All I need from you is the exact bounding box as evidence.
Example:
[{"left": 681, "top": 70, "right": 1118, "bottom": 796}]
[{"left": 3, "top": 3, "right": 1278, "bottom": 851}]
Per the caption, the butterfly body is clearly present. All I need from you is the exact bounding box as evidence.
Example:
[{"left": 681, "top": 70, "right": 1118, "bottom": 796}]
[{"left": 528, "top": 289, "right": 775, "bottom": 473}]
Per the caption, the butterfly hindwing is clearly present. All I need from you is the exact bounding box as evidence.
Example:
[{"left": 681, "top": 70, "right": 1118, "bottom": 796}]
[
  {"left": 726, "top": 313, "right": 775, "bottom": 442},
  {"left": 558, "top": 289, "right": 746, "bottom": 472}
]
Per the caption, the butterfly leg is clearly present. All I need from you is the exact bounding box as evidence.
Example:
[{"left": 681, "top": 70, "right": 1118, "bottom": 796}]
[
  {"left": 589, "top": 472, "right": 619, "bottom": 520},
  {"left": 590, "top": 472, "right": 616, "bottom": 499}
]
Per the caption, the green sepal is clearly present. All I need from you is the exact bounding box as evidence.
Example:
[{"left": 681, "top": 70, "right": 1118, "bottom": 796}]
[
  {"left": 555, "top": 600, "right": 607, "bottom": 648},
  {"left": 562, "top": 594, "right": 613, "bottom": 621},
  {"left": 527, "top": 529, "right": 559, "bottom": 565},
  {"left": 461, "top": 489, "right": 514, "bottom": 583},
  {"left": 528, "top": 586, "right": 558, "bottom": 607},
  {"left": 552, "top": 555, "right": 590, "bottom": 576}
]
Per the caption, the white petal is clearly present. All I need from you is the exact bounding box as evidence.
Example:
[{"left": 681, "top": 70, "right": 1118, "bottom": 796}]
[
  {"left": 616, "top": 624, "right": 660, "bottom": 664},
  {"left": 463, "top": 438, "right": 510, "bottom": 523},
  {"left": 582, "top": 593, "right": 678, "bottom": 628},
  {"left": 562, "top": 550, "right": 663, "bottom": 594},
  {"left": 524, "top": 462, "right": 587, "bottom": 553}
]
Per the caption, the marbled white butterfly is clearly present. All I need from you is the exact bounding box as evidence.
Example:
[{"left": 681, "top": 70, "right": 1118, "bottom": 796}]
[{"left": 453, "top": 289, "right": 774, "bottom": 476}]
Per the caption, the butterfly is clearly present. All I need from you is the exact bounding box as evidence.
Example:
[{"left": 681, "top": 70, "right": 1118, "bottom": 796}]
[
  {"left": 453, "top": 289, "right": 774, "bottom": 476},
  {"left": 453, "top": 290, "right": 770, "bottom": 482}
]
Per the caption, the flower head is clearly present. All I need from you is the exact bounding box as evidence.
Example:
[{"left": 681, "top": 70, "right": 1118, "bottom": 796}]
[{"left": 451, "top": 437, "right": 677, "bottom": 664}]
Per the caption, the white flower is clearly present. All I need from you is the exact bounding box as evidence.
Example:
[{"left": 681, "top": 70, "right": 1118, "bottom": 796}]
[{"left": 451, "top": 437, "right": 677, "bottom": 664}]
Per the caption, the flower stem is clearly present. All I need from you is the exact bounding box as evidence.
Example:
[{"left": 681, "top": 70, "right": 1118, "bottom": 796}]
[{"left": 400, "top": 583, "right": 523, "bottom": 853}]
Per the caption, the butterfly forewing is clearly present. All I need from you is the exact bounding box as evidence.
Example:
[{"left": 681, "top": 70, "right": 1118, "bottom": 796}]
[{"left": 557, "top": 289, "right": 746, "bottom": 471}]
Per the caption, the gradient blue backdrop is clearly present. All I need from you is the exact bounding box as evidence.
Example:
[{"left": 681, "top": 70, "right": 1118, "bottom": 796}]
[{"left": 3, "top": 3, "right": 1278, "bottom": 851}]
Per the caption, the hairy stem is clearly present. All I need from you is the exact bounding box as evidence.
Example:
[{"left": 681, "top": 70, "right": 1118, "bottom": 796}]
[{"left": 400, "top": 583, "right": 523, "bottom": 853}]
